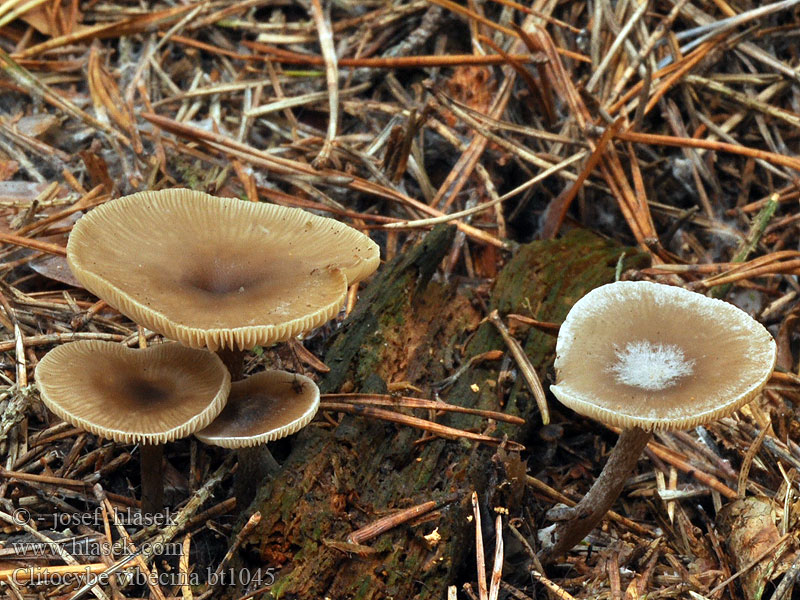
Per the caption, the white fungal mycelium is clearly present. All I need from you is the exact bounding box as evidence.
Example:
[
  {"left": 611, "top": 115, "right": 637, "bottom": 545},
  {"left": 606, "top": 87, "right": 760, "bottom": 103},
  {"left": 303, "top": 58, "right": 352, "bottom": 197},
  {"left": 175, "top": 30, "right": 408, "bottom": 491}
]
[{"left": 608, "top": 340, "right": 694, "bottom": 391}]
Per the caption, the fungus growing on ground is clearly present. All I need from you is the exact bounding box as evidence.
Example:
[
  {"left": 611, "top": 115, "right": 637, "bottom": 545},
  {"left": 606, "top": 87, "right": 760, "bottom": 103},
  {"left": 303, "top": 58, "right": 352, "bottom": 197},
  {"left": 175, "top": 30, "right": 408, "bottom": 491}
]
[
  {"left": 36, "top": 341, "right": 230, "bottom": 514},
  {"left": 63, "top": 189, "right": 379, "bottom": 508},
  {"left": 540, "top": 280, "right": 776, "bottom": 560},
  {"left": 195, "top": 370, "right": 320, "bottom": 508},
  {"left": 66, "top": 188, "right": 380, "bottom": 376}
]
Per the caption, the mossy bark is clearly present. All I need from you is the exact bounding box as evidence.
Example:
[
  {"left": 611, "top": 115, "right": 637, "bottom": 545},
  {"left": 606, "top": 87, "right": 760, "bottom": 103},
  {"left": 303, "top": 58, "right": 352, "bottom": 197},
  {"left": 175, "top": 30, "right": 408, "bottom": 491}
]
[{"left": 232, "top": 227, "right": 648, "bottom": 599}]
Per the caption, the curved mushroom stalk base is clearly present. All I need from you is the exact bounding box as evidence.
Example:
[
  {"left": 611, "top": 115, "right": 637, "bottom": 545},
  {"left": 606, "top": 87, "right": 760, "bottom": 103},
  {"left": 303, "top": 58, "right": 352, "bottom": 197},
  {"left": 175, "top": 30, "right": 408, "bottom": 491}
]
[
  {"left": 234, "top": 445, "right": 280, "bottom": 511},
  {"left": 140, "top": 443, "right": 165, "bottom": 515},
  {"left": 538, "top": 427, "right": 652, "bottom": 562},
  {"left": 216, "top": 349, "right": 246, "bottom": 381}
]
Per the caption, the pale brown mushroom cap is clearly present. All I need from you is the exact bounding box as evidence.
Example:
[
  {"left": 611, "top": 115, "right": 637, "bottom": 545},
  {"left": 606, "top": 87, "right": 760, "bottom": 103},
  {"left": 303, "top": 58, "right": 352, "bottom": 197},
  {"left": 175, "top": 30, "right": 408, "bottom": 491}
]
[
  {"left": 195, "top": 370, "right": 319, "bottom": 448},
  {"left": 36, "top": 341, "right": 231, "bottom": 444},
  {"left": 551, "top": 281, "right": 776, "bottom": 431},
  {"left": 67, "top": 189, "right": 380, "bottom": 351}
]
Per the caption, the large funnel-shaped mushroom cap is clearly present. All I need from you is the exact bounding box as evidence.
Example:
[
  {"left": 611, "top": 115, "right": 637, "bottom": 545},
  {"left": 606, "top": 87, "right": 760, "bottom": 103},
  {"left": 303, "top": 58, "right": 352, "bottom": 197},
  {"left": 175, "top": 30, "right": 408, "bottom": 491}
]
[
  {"left": 67, "top": 189, "right": 380, "bottom": 351},
  {"left": 551, "top": 281, "right": 776, "bottom": 431},
  {"left": 36, "top": 341, "right": 231, "bottom": 444},
  {"left": 195, "top": 370, "right": 319, "bottom": 448}
]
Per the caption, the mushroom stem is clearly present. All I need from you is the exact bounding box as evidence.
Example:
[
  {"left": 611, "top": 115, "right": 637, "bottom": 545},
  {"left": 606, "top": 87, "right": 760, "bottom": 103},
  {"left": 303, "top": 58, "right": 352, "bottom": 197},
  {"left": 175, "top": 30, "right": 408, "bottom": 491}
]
[
  {"left": 539, "top": 427, "right": 652, "bottom": 561},
  {"left": 234, "top": 446, "right": 281, "bottom": 510},
  {"left": 216, "top": 349, "right": 245, "bottom": 381},
  {"left": 140, "top": 443, "right": 164, "bottom": 514}
]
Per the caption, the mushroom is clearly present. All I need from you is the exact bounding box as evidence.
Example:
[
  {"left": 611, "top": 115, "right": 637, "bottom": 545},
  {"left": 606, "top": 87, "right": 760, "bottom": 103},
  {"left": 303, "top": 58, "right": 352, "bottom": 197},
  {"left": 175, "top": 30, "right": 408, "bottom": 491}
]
[
  {"left": 540, "top": 280, "right": 776, "bottom": 559},
  {"left": 64, "top": 189, "right": 379, "bottom": 507},
  {"left": 195, "top": 370, "right": 319, "bottom": 508},
  {"left": 66, "top": 188, "right": 380, "bottom": 377},
  {"left": 35, "top": 341, "right": 230, "bottom": 514}
]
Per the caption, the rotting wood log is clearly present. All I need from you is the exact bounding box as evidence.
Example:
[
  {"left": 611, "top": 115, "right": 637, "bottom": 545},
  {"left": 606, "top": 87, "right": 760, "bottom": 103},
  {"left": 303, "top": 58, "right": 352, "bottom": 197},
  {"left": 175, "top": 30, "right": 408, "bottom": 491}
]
[{"left": 230, "top": 226, "right": 649, "bottom": 599}]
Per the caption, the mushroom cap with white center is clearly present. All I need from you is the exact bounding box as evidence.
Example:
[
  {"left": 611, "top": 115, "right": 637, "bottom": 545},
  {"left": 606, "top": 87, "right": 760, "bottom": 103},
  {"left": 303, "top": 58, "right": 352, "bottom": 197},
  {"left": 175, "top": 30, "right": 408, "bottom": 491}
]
[
  {"left": 195, "top": 370, "right": 320, "bottom": 448},
  {"left": 36, "top": 341, "right": 231, "bottom": 444},
  {"left": 550, "top": 281, "right": 776, "bottom": 431},
  {"left": 67, "top": 189, "right": 380, "bottom": 351}
]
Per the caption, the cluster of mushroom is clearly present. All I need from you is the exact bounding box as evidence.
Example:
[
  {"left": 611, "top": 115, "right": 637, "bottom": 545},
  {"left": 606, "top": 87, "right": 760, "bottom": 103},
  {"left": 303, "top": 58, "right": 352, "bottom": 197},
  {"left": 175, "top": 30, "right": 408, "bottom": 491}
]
[
  {"left": 35, "top": 189, "right": 380, "bottom": 513},
  {"left": 540, "top": 280, "right": 777, "bottom": 560}
]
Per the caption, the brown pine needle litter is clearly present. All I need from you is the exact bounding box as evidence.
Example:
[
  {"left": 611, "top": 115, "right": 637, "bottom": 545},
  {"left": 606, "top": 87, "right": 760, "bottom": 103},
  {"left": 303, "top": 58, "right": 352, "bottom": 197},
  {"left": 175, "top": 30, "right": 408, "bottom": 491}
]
[{"left": 0, "top": 0, "right": 800, "bottom": 597}]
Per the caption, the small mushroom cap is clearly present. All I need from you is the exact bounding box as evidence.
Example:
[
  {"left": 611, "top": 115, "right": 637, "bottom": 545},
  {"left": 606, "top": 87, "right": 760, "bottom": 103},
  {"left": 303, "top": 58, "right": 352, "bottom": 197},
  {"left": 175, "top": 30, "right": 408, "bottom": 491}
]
[
  {"left": 551, "top": 281, "right": 776, "bottom": 431},
  {"left": 36, "top": 341, "right": 231, "bottom": 444},
  {"left": 67, "top": 189, "right": 380, "bottom": 351},
  {"left": 195, "top": 370, "right": 319, "bottom": 448}
]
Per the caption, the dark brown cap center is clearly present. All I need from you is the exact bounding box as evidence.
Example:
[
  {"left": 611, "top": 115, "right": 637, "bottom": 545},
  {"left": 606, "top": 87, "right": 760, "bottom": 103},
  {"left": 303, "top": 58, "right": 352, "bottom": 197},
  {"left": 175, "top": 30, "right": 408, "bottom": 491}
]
[
  {"left": 182, "top": 267, "right": 255, "bottom": 296},
  {"left": 126, "top": 378, "right": 171, "bottom": 405}
]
